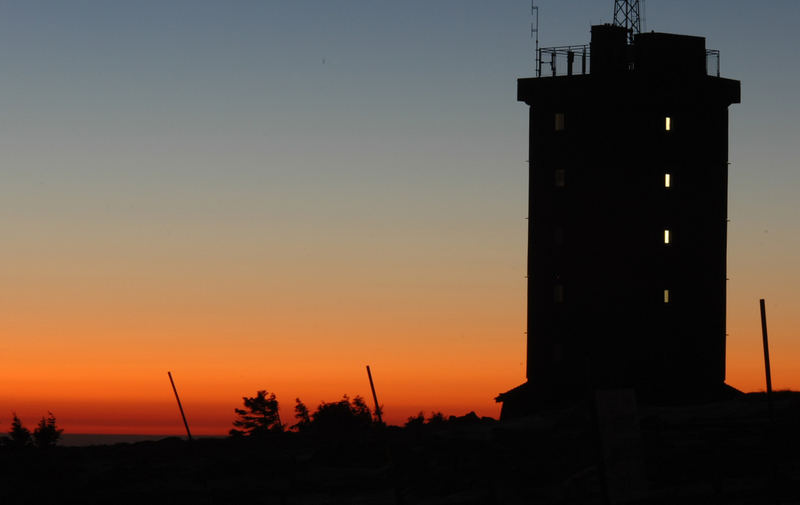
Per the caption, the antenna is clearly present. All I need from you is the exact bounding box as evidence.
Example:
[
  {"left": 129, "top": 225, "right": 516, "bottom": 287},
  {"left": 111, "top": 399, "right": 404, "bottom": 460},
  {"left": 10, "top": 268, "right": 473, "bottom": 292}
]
[
  {"left": 531, "top": 3, "right": 540, "bottom": 75},
  {"left": 613, "top": 0, "right": 642, "bottom": 43},
  {"left": 641, "top": 0, "right": 646, "bottom": 32},
  {"left": 167, "top": 371, "right": 193, "bottom": 442},
  {"left": 365, "top": 365, "right": 383, "bottom": 424}
]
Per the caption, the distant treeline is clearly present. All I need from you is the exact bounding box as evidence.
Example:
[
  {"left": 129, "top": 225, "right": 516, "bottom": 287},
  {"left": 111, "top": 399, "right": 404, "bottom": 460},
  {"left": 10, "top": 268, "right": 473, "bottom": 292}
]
[
  {"left": 2, "top": 412, "right": 63, "bottom": 448},
  {"left": 229, "top": 390, "right": 480, "bottom": 437}
]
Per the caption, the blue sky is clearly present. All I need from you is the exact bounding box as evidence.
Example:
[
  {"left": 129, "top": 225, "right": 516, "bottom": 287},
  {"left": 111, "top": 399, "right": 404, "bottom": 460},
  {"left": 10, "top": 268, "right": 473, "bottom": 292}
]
[{"left": 0, "top": 1, "right": 798, "bottom": 430}]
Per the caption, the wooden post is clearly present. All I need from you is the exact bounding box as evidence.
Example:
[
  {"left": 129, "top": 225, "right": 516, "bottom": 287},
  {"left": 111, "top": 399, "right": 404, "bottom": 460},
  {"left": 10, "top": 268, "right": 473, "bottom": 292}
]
[
  {"left": 366, "top": 365, "right": 383, "bottom": 424},
  {"left": 759, "top": 299, "right": 780, "bottom": 504},
  {"left": 760, "top": 299, "right": 775, "bottom": 421},
  {"left": 167, "top": 371, "right": 193, "bottom": 442}
]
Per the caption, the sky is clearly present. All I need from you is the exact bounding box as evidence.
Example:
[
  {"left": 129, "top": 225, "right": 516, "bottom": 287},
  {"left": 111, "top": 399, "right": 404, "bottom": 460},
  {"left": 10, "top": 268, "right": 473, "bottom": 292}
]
[{"left": 0, "top": 0, "right": 798, "bottom": 435}]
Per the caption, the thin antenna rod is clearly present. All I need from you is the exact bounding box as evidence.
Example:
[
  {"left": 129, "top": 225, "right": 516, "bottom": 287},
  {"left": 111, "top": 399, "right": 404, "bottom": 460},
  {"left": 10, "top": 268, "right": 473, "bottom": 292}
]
[
  {"left": 167, "top": 371, "right": 193, "bottom": 441},
  {"left": 641, "top": 0, "right": 646, "bottom": 32},
  {"left": 366, "top": 365, "right": 383, "bottom": 424}
]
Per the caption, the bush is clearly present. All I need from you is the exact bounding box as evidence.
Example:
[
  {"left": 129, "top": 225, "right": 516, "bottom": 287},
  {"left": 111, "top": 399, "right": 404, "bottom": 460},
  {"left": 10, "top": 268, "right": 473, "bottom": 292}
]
[
  {"left": 291, "top": 398, "right": 311, "bottom": 432},
  {"left": 405, "top": 412, "right": 425, "bottom": 428},
  {"left": 33, "top": 412, "right": 63, "bottom": 448},
  {"left": 230, "top": 390, "right": 283, "bottom": 437},
  {"left": 308, "top": 395, "right": 373, "bottom": 435},
  {"left": 6, "top": 413, "right": 31, "bottom": 448}
]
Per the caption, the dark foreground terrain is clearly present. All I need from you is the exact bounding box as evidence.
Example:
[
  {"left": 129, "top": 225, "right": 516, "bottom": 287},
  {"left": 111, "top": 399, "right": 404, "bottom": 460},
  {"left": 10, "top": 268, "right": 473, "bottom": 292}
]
[{"left": 0, "top": 392, "right": 798, "bottom": 504}]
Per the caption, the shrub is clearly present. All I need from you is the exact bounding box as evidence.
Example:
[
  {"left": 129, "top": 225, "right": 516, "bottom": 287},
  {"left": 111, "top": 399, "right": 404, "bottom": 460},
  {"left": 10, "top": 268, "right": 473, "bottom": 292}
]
[
  {"left": 230, "top": 390, "right": 283, "bottom": 437},
  {"left": 33, "top": 412, "right": 63, "bottom": 448}
]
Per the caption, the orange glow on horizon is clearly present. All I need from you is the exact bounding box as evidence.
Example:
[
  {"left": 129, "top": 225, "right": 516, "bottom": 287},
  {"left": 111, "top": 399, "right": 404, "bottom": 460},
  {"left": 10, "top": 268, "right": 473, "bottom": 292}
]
[
  {"left": 0, "top": 0, "right": 797, "bottom": 441},
  {"left": 1, "top": 244, "right": 796, "bottom": 435},
  {"left": 2, "top": 297, "right": 796, "bottom": 436}
]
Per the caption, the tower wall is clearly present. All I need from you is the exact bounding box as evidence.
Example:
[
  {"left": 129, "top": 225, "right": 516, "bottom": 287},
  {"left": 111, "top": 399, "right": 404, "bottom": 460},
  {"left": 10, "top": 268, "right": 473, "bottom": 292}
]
[{"left": 519, "top": 26, "right": 740, "bottom": 401}]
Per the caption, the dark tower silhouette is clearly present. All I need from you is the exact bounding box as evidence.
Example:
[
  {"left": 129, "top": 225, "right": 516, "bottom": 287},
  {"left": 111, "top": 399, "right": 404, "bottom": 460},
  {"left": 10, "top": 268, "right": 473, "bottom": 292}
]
[{"left": 497, "top": 12, "right": 740, "bottom": 417}]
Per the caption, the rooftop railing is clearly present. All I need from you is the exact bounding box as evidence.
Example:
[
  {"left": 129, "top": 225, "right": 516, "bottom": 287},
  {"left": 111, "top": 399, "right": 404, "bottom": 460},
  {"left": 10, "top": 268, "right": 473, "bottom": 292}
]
[
  {"left": 536, "top": 45, "right": 722, "bottom": 78},
  {"left": 537, "top": 45, "right": 590, "bottom": 77}
]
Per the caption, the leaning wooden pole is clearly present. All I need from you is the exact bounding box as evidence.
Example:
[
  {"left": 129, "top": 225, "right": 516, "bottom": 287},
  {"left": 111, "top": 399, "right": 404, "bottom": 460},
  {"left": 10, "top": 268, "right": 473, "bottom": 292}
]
[
  {"left": 167, "top": 371, "right": 193, "bottom": 442},
  {"left": 759, "top": 299, "right": 775, "bottom": 422},
  {"left": 759, "top": 299, "right": 780, "bottom": 504},
  {"left": 366, "top": 365, "right": 383, "bottom": 424}
]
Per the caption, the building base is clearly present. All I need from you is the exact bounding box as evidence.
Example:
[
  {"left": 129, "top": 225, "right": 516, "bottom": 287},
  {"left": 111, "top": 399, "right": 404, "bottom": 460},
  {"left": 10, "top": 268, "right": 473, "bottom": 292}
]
[{"left": 496, "top": 380, "right": 743, "bottom": 421}]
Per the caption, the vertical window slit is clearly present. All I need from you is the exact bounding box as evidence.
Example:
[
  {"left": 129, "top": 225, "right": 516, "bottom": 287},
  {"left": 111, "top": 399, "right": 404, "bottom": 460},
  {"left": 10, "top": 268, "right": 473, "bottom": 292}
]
[
  {"left": 554, "top": 284, "right": 564, "bottom": 303},
  {"left": 555, "top": 169, "right": 566, "bottom": 187},
  {"left": 555, "top": 113, "right": 565, "bottom": 131}
]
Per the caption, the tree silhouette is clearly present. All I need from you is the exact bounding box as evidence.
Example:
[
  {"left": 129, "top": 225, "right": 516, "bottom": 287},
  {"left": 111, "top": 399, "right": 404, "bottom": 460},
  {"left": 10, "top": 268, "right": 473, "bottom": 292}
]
[
  {"left": 426, "top": 411, "right": 446, "bottom": 426},
  {"left": 33, "top": 412, "right": 63, "bottom": 448},
  {"left": 292, "top": 398, "right": 311, "bottom": 432},
  {"left": 6, "top": 413, "right": 31, "bottom": 448},
  {"left": 229, "top": 390, "right": 283, "bottom": 437},
  {"left": 309, "top": 395, "right": 373, "bottom": 434},
  {"left": 405, "top": 412, "right": 425, "bottom": 428}
]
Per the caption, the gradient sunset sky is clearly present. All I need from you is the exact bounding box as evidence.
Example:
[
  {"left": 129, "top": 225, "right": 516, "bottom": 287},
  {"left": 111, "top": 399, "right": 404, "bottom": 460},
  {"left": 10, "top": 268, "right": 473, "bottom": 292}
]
[{"left": 1, "top": 0, "right": 798, "bottom": 435}]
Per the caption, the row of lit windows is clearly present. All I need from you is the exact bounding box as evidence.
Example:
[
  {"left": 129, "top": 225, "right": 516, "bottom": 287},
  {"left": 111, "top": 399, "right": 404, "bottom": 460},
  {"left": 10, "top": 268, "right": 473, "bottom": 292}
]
[
  {"left": 553, "top": 285, "right": 672, "bottom": 304},
  {"left": 551, "top": 226, "right": 670, "bottom": 244},
  {"left": 553, "top": 113, "right": 673, "bottom": 132},
  {"left": 550, "top": 227, "right": 668, "bottom": 247},
  {"left": 552, "top": 170, "right": 672, "bottom": 189},
  {"left": 554, "top": 286, "right": 671, "bottom": 304},
  {"left": 550, "top": 223, "right": 672, "bottom": 303},
  {"left": 550, "top": 228, "right": 672, "bottom": 302},
  {"left": 551, "top": 113, "right": 674, "bottom": 304},
  {"left": 550, "top": 237, "right": 672, "bottom": 301}
]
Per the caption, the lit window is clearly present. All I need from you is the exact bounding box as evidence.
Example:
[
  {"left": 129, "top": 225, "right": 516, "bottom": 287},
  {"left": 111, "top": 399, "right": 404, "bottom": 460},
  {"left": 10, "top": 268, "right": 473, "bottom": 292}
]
[
  {"left": 664, "top": 229, "right": 670, "bottom": 244},
  {"left": 554, "top": 284, "right": 564, "bottom": 303},
  {"left": 665, "top": 116, "right": 671, "bottom": 131},
  {"left": 665, "top": 173, "right": 671, "bottom": 188},
  {"left": 555, "top": 113, "right": 565, "bottom": 131},
  {"left": 555, "top": 169, "right": 566, "bottom": 187},
  {"left": 664, "top": 289, "right": 670, "bottom": 303}
]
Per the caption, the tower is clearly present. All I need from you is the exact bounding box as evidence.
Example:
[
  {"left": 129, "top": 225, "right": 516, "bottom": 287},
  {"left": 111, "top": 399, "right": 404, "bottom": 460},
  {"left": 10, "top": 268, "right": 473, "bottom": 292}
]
[
  {"left": 498, "top": 18, "right": 740, "bottom": 417},
  {"left": 613, "top": 0, "right": 641, "bottom": 42}
]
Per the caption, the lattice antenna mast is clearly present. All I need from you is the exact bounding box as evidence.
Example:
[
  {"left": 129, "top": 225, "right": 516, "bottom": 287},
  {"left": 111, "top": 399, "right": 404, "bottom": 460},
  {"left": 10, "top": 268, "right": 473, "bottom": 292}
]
[{"left": 613, "top": 0, "right": 642, "bottom": 43}]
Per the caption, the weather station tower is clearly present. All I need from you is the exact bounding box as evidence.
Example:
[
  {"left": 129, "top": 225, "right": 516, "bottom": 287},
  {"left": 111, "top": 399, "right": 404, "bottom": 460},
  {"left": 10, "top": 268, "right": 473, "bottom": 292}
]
[{"left": 498, "top": 0, "right": 741, "bottom": 418}]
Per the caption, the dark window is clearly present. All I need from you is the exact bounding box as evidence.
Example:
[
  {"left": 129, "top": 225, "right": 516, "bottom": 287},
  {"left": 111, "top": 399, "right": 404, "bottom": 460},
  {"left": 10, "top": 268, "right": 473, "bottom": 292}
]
[
  {"left": 555, "top": 113, "right": 565, "bottom": 131},
  {"left": 555, "top": 169, "right": 566, "bottom": 187}
]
